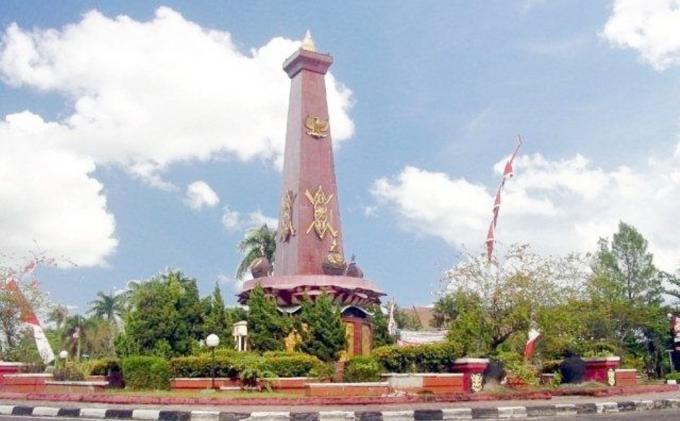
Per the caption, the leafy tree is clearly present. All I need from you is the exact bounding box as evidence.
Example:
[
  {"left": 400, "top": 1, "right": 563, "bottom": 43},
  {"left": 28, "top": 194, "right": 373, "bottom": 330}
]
[
  {"left": 440, "top": 244, "right": 587, "bottom": 355},
  {"left": 593, "top": 221, "right": 661, "bottom": 305},
  {"left": 88, "top": 291, "right": 124, "bottom": 324},
  {"left": 236, "top": 224, "right": 276, "bottom": 280},
  {"left": 298, "top": 294, "right": 347, "bottom": 362},
  {"left": 120, "top": 270, "right": 205, "bottom": 357},
  {"left": 662, "top": 271, "right": 680, "bottom": 303},
  {"left": 394, "top": 306, "right": 423, "bottom": 330},
  {"left": 586, "top": 222, "right": 668, "bottom": 376},
  {"left": 369, "top": 305, "right": 395, "bottom": 348},
  {"left": 62, "top": 315, "right": 95, "bottom": 360},
  {"left": 432, "top": 294, "right": 457, "bottom": 329},
  {"left": 246, "top": 284, "right": 290, "bottom": 352},
  {"left": 48, "top": 305, "right": 69, "bottom": 330}
]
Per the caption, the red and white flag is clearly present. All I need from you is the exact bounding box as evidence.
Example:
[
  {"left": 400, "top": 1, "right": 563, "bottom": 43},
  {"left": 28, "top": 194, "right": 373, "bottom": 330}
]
[
  {"left": 4, "top": 278, "right": 55, "bottom": 364},
  {"left": 523, "top": 327, "right": 542, "bottom": 360},
  {"left": 486, "top": 135, "right": 523, "bottom": 263}
]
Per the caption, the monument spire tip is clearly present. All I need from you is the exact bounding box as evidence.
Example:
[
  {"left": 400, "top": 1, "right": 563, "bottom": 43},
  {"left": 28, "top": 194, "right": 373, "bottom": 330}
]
[{"left": 301, "top": 30, "right": 316, "bottom": 52}]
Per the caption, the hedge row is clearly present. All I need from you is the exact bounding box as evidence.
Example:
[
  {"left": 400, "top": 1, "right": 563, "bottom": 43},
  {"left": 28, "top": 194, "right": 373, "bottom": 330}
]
[
  {"left": 373, "top": 341, "right": 464, "bottom": 373},
  {"left": 170, "top": 352, "right": 322, "bottom": 379},
  {"left": 121, "top": 356, "right": 171, "bottom": 390}
]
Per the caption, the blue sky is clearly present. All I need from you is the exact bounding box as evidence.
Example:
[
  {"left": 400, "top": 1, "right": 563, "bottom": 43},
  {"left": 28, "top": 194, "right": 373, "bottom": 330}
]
[{"left": 2, "top": 1, "right": 680, "bottom": 313}]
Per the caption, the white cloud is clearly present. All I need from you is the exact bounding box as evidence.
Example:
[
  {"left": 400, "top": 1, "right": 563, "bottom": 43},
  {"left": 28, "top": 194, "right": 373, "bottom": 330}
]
[
  {"left": 372, "top": 144, "right": 680, "bottom": 270},
  {"left": 221, "top": 207, "right": 242, "bottom": 231},
  {"left": 184, "top": 181, "right": 219, "bottom": 210},
  {"left": 0, "top": 112, "right": 117, "bottom": 267},
  {"left": 0, "top": 8, "right": 354, "bottom": 180},
  {"left": 602, "top": 0, "right": 680, "bottom": 70},
  {"left": 0, "top": 7, "right": 354, "bottom": 266},
  {"left": 247, "top": 210, "right": 278, "bottom": 228},
  {"left": 221, "top": 207, "right": 277, "bottom": 232}
]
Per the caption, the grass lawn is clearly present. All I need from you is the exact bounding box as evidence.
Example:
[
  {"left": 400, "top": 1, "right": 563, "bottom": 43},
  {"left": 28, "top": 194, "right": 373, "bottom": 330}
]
[{"left": 105, "top": 389, "right": 302, "bottom": 399}]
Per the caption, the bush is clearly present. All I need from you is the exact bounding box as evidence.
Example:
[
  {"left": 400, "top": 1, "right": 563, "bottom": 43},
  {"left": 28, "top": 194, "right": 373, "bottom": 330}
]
[
  {"left": 122, "top": 356, "right": 171, "bottom": 390},
  {"left": 263, "top": 353, "right": 323, "bottom": 377},
  {"left": 373, "top": 341, "right": 464, "bottom": 373},
  {"left": 89, "top": 358, "right": 121, "bottom": 376},
  {"left": 665, "top": 372, "right": 680, "bottom": 381},
  {"left": 497, "top": 352, "right": 539, "bottom": 387},
  {"left": 53, "top": 362, "right": 86, "bottom": 381},
  {"left": 170, "top": 352, "right": 322, "bottom": 379},
  {"left": 344, "top": 356, "right": 382, "bottom": 382},
  {"left": 541, "top": 359, "right": 562, "bottom": 374}
]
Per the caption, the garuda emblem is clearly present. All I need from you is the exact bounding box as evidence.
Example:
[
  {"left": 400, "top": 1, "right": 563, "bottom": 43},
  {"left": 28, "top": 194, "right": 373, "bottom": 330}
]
[{"left": 304, "top": 116, "right": 329, "bottom": 139}]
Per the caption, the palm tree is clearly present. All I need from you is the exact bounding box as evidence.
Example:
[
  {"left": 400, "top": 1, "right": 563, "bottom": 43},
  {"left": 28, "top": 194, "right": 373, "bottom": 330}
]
[
  {"left": 62, "top": 315, "right": 93, "bottom": 361},
  {"left": 236, "top": 224, "right": 277, "bottom": 280},
  {"left": 88, "top": 291, "right": 124, "bottom": 324},
  {"left": 48, "top": 305, "right": 69, "bottom": 330}
]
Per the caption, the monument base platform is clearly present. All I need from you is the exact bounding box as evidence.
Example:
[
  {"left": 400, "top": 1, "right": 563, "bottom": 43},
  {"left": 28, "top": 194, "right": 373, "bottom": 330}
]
[{"left": 237, "top": 275, "right": 384, "bottom": 307}]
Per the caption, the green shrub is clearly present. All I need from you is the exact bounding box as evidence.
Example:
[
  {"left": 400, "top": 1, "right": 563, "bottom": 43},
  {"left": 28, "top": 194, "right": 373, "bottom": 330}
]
[
  {"left": 53, "top": 362, "right": 86, "bottom": 381},
  {"left": 88, "top": 358, "right": 121, "bottom": 376},
  {"left": 497, "top": 352, "right": 539, "bottom": 387},
  {"left": 541, "top": 359, "right": 562, "bottom": 374},
  {"left": 373, "top": 341, "right": 464, "bottom": 373},
  {"left": 310, "top": 362, "right": 335, "bottom": 380},
  {"left": 170, "top": 352, "right": 322, "bottom": 379},
  {"left": 665, "top": 372, "right": 680, "bottom": 381},
  {"left": 263, "top": 353, "right": 322, "bottom": 377},
  {"left": 122, "top": 356, "right": 171, "bottom": 390},
  {"left": 344, "top": 356, "right": 382, "bottom": 382}
]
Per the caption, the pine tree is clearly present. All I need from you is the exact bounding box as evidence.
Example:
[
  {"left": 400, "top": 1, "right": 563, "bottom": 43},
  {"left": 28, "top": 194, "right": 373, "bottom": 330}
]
[
  {"left": 246, "top": 284, "right": 290, "bottom": 351},
  {"left": 203, "top": 283, "right": 233, "bottom": 347},
  {"left": 299, "top": 293, "right": 347, "bottom": 362}
]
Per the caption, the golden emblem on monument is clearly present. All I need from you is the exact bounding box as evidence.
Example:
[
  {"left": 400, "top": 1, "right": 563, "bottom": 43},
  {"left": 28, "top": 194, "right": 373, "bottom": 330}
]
[
  {"left": 304, "top": 116, "right": 329, "bottom": 139},
  {"left": 305, "top": 185, "right": 337, "bottom": 240},
  {"left": 327, "top": 238, "right": 345, "bottom": 267},
  {"left": 278, "top": 190, "right": 296, "bottom": 242}
]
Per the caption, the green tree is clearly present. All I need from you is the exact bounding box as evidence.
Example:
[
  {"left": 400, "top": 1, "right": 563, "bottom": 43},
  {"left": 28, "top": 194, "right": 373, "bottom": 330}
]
[
  {"left": 394, "top": 306, "right": 423, "bottom": 330},
  {"left": 236, "top": 224, "right": 276, "bottom": 280},
  {"left": 298, "top": 294, "right": 347, "bottom": 362},
  {"left": 203, "top": 283, "right": 234, "bottom": 347},
  {"left": 88, "top": 291, "right": 124, "bottom": 324},
  {"left": 62, "top": 314, "right": 94, "bottom": 360},
  {"left": 593, "top": 221, "right": 661, "bottom": 305},
  {"left": 432, "top": 294, "right": 457, "bottom": 329},
  {"left": 245, "top": 284, "right": 290, "bottom": 352},
  {"left": 586, "top": 222, "right": 668, "bottom": 377},
  {"left": 441, "top": 244, "right": 587, "bottom": 355},
  {"left": 48, "top": 305, "right": 69, "bottom": 330},
  {"left": 120, "top": 270, "right": 205, "bottom": 357}
]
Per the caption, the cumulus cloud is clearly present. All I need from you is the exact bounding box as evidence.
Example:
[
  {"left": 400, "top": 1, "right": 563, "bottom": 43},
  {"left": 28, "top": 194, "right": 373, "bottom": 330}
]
[
  {"left": 372, "top": 145, "right": 680, "bottom": 270},
  {"left": 0, "top": 112, "right": 117, "bottom": 266},
  {"left": 221, "top": 207, "right": 277, "bottom": 232},
  {"left": 184, "top": 181, "right": 219, "bottom": 210},
  {"left": 602, "top": 0, "right": 680, "bottom": 70},
  {"left": 0, "top": 7, "right": 354, "bottom": 266}
]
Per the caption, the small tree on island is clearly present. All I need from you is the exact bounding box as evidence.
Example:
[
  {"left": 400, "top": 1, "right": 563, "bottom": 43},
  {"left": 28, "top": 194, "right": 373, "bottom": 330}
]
[
  {"left": 298, "top": 293, "right": 347, "bottom": 362},
  {"left": 246, "top": 284, "right": 291, "bottom": 352}
]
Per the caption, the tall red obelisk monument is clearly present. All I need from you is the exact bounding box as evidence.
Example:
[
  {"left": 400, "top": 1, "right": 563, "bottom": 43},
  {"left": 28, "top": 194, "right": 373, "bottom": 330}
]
[{"left": 238, "top": 33, "right": 383, "bottom": 354}]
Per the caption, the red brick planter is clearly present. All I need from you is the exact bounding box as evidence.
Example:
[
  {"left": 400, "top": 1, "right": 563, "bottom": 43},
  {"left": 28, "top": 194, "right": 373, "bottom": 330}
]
[
  {"left": 0, "top": 363, "right": 25, "bottom": 385},
  {"left": 44, "top": 380, "right": 108, "bottom": 394},
  {"left": 305, "top": 382, "right": 389, "bottom": 397},
  {"left": 171, "top": 377, "right": 240, "bottom": 391},
  {"left": 0, "top": 373, "right": 51, "bottom": 393},
  {"left": 266, "top": 377, "right": 314, "bottom": 393},
  {"left": 614, "top": 369, "right": 637, "bottom": 386},
  {"left": 382, "top": 373, "right": 464, "bottom": 395},
  {"left": 451, "top": 358, "right": 489, "bottom": 393},
  {"left": 584, "top": 357, "right": 620, "bottom": 385}
]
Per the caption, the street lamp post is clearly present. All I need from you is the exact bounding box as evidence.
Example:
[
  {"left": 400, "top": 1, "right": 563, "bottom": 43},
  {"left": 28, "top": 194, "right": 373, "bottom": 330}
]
[
  {"left": 58, "top": 350, "right": 68, "bottom": 370},
  {"left": 206, "top": 334, "right": 220, "bottom": 390}
]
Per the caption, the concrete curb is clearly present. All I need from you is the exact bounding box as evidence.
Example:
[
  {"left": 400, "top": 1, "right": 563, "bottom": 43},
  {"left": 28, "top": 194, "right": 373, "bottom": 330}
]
[{"left": 0, "top": 399, "right": 678, "bottom": 419}]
